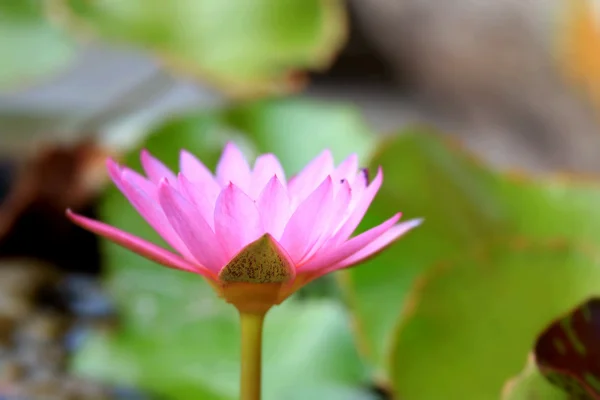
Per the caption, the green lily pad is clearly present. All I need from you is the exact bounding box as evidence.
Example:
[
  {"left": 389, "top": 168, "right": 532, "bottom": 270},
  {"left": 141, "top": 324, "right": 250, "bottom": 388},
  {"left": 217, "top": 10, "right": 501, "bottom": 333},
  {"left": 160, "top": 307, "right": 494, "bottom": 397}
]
[
  {"left": 338, "top": 130, "right": 600, "bottom": 399},
  {"left": 339, "top": 131, "right": 510, "bottom": 374},
  {"left": 535, "top": 297, "right": 600, "bottom": 399},
  {"left": 340, "top": 131, "right": 600, "bottom": 377},
  {"left": 48, "top": 0, "right": 347, "bottom": 96},
  {"left": 71, "top": 98, "right": 377, "bottom": 399},
  {"left": 389, "top": 240, "right": 600, "bottom": 400},
  {"left": 0, "top": 0, "right": 75, "bottom": 88},
  {"left": 501, "top": 355, "right": 567, "bottom": 400}
]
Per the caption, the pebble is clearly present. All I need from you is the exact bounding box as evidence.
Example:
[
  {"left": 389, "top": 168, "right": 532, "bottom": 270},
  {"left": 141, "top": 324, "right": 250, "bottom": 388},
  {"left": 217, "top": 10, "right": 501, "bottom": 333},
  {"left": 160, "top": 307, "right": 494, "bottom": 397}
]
[
  {"left": 0, "top": 259, "right": 154, "bottom": 399},
  {"left": 61, "top": 377, "right": 112, "bottom": 399},
  {"left": 110, "top": 386, "right": 155, "bottom": 400},
  {"left": 0, "top": 260, "right": 59, "bottom": 300},
  {"left": 14, "top": 343, "right": 66, "bottom": 372},
  {"left": 13, "top": 377, "right": 67, "bottom": 400},
  {"left": 0, "top": 317, "right": 15, "bottom": 346},
  {"left": 0, "top": 358, "right": 24, "bottom": 383},
  {"left": 0, "top": 296, "right": 33, "bottom": 321},
  {"left": 16, "top": 312, "right": 68, "bottom": 344},
  {"left": 0, "top": 159, "right": 15, "bottom": 206},
  {"left": 73, "top": 276, "right": 117, "bottom": 318}
]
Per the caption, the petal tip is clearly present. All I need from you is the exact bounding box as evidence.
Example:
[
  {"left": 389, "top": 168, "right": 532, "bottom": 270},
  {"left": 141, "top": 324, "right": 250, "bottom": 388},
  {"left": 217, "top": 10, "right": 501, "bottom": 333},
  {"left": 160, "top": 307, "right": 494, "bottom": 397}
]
[
  {"left": 140, "top": 149, "right": 159, "bottom": 165},
  {"left": 176, "top": 171, "right": 188, "bottom": 184},
  {"left": 65, "top": 209, "right": 85, "bottom": 225},
  {"left": 359, "top": 168, "right": 370, "bottom": 185},
  {"left": 363, "top": 166, "right": 383, "bottom": 187},
  {"left": 140, "top": 148, "right": 150, "bottom": 160},
  {"left": 391, "top": 212, "right": 402, "bottom": 224},
  {"left": 139, "top": 149, "right": 152, "bottom": 165},
  {"left": 105, "top": 158, "right": 120, "bottom": 169},
  {"left": 105, "top": 158, "right": 123, "bottom": 179},
  {"left": 342, "top": 153, "right": 359, "bottom": 167},
  {"left": 179, "top": 149, "right": 200, "bottom": 166},
  {"left": 223, "top": 141, "right": 240, "bottom": 153},
  {"left": 264, "top": 174, "right": 281, "bottom": 187},
  {"left": 320, "top": 149, "right": 334, "bottom": 163},
  {"left": 180, "top": 149, "right": 192, "bottom": 157},
  {"left": 408, "top": 217, "right": 424, "bottom": 228},
  {"left": 157, "top": 178, "right": 171, "bottom": 190}
]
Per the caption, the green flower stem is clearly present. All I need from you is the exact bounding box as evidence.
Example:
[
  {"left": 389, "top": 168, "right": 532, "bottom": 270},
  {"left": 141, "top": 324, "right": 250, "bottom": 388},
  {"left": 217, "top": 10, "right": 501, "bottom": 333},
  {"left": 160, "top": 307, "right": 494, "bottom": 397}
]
[{"left": 240, "top": 310, "right": 266, "bottom": 400}]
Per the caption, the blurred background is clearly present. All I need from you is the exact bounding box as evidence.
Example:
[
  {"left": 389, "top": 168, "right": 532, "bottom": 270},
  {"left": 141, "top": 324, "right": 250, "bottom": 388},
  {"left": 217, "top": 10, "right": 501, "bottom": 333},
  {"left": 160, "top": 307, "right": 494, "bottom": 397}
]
[{"left": 1, "top": 0, "right": 600, "bottom": 399}]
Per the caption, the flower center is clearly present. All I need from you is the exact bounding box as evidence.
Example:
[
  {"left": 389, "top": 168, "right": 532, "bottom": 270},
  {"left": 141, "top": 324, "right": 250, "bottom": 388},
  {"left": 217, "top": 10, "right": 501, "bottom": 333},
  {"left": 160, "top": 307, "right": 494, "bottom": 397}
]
[{"left": 219, "top": 234, "right": 295, "bottom": 313}]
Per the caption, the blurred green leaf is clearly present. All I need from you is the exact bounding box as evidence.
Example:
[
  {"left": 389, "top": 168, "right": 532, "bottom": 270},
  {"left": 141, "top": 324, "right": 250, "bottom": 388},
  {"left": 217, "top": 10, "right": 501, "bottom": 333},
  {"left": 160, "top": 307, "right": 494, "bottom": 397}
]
[
  {"left": 74, "top": 298, "right": 370, "bottom": 400},
  {"left": 224, "top": 99, "right": 375, "bottom": 172},
  {"left": 501, "top": 355, "right": 567, "bottom": 400},
  {"left": 339, "top": 131, "right": 600, "bottom": 395},
  {"left": 0, "top": 0, "right": 75, "bottom": 88},
  {"left": 124, "top": 98, "right": 375, "bottom": 172},
  {"left": 71, "top": 98, "right": 377, "bottom": 399},
  {"left": 535, "top": 297, "right": 600, "bottom": 399},
  {"left": 389, "top": 240, "right": 600, "bottom": 399},
  {"left": 339, "top": 130, "right": 510, "bottom": 374},
  {"left": 225, "top": 99, "right": 374, "bottom": 170},
  {"left": 282, "top": 385, "right": 381, "bottom": 400},
  {"left": 49, "top": 0, "right": 347, "bottom": 96}
]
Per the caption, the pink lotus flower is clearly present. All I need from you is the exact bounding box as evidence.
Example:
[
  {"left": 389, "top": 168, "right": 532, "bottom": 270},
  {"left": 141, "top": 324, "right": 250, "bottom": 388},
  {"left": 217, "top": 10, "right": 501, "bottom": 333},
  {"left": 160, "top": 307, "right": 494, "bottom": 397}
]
[{"left": 67, "top": 143, "right": 420, "bottom": 309}]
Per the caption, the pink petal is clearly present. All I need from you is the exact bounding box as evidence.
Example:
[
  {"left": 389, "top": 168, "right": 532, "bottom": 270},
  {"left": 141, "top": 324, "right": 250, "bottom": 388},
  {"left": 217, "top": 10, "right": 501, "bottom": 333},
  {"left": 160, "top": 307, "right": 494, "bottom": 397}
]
[
  {"left": 331, "top": 154, "right": 358, "bottom": 185},
  {"left": 106, "top": 159, "right": 126, "bottom": 191},
  {"left": 107, "top": 159, "right": 156, "bottom": 199},
  {"left": 179, "top": 150, "right": 221, "bottom": 200},
  {"left": 338, "top": 168, "right": 369, "bottom": 229},
  {"left": 349, "top": 168, "right": 369, "bottom": 199},
  {"left": 118, "top": 171, "right": 192, "bottom": 259},
  {"left": 326, "top": 219, "right": 422, "bottom": 271},
  {"left": 140, "top": 149, "right": 177, "bottom": 184},
  {"left": 280, "top": 177, "right": 334, "bottom": 263},
  {"left": 121, "top": 167, "right": 157, "bottom": 198},
  {"left": 301, "top": 212, "right": 401, "bottom": 272},
  {"left": 288, "top": 150, "right": 334, "bottom": 204},
  {"left": 178, "top": 173, "right": 217, "bottom": 228},
  {"left": 356, "top": 168, "right": 370, "bottom": 188},
  {"left": 350, "top": 168, "right": 370, "bottom": 209},
  {"left": 179, "top": 150, "right": 213, "bottom": 180},
  {"left": 257, "top": 176, "right": 291, "bottom": 240},
  {"left": 251, "top": 154, "right": 286, "bottom": 198},
  {"left": 331, "top": 179, "right": 353, "bottom": 228},
  {"left": 302, "top": 179, "right": 352, "bottom": 261},
  {"left": 158, "top": 181, "right": 226, "bottom": 272},
  {"left": 66, "top": 210, "right": 213, "bottom": 277},
  {"left": 216, "top": 142, "right": 252, "bottom": 190},
  {"left": 214, "top": 183, "right": 262, "bottom": 259},
  {"left": 331, "top": 167, "right": 383, "bottom": 245}
]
